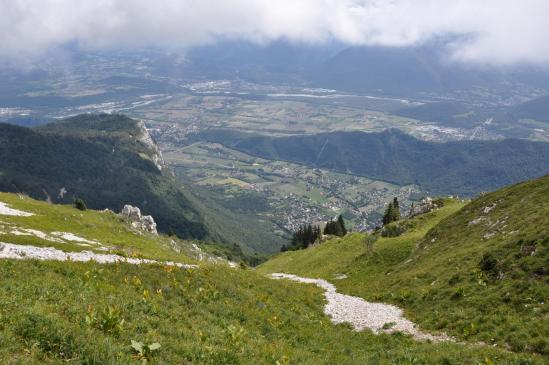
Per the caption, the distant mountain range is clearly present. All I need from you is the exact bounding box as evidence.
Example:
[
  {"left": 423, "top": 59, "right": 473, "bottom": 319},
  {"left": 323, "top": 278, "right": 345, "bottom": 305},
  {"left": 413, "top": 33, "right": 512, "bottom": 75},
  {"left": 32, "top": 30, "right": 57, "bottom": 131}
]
[
  {"left": 193, "top": 128, "right": 549, "bottom": 196},
  {"left": 310, "top": 45, "right": 549, "bottom": 96},
  {"left": 179, "top": 40, "right": 549, "bottom": 97}
]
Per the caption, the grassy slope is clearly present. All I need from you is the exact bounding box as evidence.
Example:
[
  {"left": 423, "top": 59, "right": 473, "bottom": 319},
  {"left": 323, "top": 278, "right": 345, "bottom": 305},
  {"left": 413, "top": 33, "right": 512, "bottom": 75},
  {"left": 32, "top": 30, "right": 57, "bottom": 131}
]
[
  {"left": 259, "top": 176, "right": 549, "bottom": 357},
  {"left": 0, "top": 193, "right": 197, "bottom": 263},
  {"left": 3, "top": 261, "right": 541, "bottom": 365},
  {"left": 0, "top": 196, "right": 543, "bottom": 364},
  {"left": 259, "top": 201, "right": 464, "bottom": 278}
]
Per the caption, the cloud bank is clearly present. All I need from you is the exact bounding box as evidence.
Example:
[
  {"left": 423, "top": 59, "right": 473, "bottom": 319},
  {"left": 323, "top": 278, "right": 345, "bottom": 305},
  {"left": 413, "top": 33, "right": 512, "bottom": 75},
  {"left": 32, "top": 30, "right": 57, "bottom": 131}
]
[{"left": 1, "top": 0, "right": 548, "bottom": 66}]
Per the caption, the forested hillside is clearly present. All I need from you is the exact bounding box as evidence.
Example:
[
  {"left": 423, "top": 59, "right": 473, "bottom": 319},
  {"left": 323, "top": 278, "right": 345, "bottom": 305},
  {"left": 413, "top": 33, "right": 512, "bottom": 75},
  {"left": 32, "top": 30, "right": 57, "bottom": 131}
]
[
  {"left": 0, "top": 114, "right": 208, "bottom": 240},
  {"left": 194, "top": 128, "right": 549, "bottom": 196}
]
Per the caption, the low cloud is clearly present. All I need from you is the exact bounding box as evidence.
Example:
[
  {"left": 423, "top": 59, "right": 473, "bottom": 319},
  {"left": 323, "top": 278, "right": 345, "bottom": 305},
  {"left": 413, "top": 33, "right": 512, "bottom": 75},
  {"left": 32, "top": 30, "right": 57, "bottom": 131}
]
[{"left": 1, "top": 0, "right": 548, "bottom": 66}]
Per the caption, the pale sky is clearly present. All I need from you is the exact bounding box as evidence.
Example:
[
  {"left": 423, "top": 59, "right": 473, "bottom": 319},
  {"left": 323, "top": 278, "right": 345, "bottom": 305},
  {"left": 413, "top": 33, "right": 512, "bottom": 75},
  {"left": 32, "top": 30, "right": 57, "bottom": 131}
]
[{"left": 1, "top": 0, "right": 549, "bottom": 66}]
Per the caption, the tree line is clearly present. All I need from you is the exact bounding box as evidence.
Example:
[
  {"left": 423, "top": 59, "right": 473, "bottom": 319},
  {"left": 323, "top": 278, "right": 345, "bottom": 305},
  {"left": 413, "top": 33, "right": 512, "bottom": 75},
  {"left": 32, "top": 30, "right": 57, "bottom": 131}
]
[
  {"left": 282, "top": 215, "right": 347, "bottom": 252},
  {"left": 382, "top": 197, "right": 401, "bottom": 225},
  {"left": 282, "top": 198, "right": 402, "bottom": 252}
]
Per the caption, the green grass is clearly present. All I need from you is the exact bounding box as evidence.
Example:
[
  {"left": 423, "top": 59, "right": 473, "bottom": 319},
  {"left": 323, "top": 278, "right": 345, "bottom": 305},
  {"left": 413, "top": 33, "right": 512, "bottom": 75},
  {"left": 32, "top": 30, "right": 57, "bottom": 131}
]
[
  {"left": 0, "top": 193, "right": 546, "bottom": 363},
  {"left": 0, "top": 193, "right": 197, "bottom": 263},
  {"left": 259, "top": 176, "right": 549, "bottom": 357},
  {"left": 258, "top": 199, "right": 464, "bottom": 278},
  {"left": 0, "top": 259, "right": 544, "bottom": 364}
]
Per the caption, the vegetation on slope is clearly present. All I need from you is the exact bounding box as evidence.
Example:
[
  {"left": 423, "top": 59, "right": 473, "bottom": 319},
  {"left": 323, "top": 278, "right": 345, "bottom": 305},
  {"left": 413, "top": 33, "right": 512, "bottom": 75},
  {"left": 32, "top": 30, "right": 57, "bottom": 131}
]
[
  {"left": 182, "top": 183, "right": 286, "bottom": 256},
  {"left": 0, "top": 114, "right": 287, "bottom": 256},
  {"left": 0, "top": 114, "right": 210, "bottom": 241},
  {"left": 0, "top": 196, "right": 541, "bottom": 363},
  {"left": 193, "top": 128, "right": 549, "bottom": 196},
  {"left": 259, "top": 175, "right": 549, "bottom": 356},
  {"left": 2, "top": 260, "right": 542, "bottom": 364},
  {"left": 0, "top": 192, "right": 201, "bottom": 263}
]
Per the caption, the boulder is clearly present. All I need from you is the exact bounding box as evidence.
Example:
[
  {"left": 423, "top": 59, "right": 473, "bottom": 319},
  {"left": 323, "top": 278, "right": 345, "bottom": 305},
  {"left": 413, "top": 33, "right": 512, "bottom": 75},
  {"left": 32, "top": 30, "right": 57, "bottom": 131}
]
[
  {"left": 119, "top": 205, "right": 157, "bottom": 235},
  {"left": 408, "top": 197, "right": 439, "bottom": 217}
]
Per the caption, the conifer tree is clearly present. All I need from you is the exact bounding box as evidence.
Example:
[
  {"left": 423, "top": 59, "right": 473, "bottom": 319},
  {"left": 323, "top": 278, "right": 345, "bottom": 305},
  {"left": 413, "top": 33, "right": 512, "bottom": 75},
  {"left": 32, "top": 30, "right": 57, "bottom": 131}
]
[
  {"left": 393, "top": 197, "right": 401, "bottom": 220},
  {"left": 74, "top": 198, "right": 87, "bottom": 211},
  {"left": 337, "top": 215, "right": 347, "bottom": 236},
  {"left": 382, "top": 199, "right": 400, "bottom": 226},
  {"left": 290, "top": 223, "right": 321, "bottom": 250},
  {"left": 382, "top": 202, "right": 393, "bottom": 225},
  {"left": 323, "top": 216, "right": 346, "bottom": 237},
  {"left": 323, "top": 219, "right": 333, "bottom": 235}
]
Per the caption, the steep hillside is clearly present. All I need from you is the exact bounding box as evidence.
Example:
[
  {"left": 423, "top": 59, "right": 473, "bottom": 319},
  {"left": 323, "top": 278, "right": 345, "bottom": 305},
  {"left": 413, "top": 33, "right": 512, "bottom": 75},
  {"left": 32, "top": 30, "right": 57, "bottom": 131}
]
[
  {"left": 0, "top": 114, "right": 210, "bottom": 241},
  {"left": 0, "top": 192, "right": 216, "bottom": 264},
  {"left": 0, "top": 194, "right": 543, "bottom": 364},
  {"left": 259, "top": 175, "right": 549, "bottom": 356},
  {"left": 0, "top": 114, "right": 287, "bottom": 255},
  {"left": 193, "top": 128, "right": 549, "bottom": 196}
]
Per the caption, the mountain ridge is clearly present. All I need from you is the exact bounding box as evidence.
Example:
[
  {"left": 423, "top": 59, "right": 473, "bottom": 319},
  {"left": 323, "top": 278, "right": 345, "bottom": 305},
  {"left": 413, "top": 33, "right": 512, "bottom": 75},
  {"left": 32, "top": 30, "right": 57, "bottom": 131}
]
[
  {"left": 0, "top": 114, "right": 209, "bottom": 240},
  {"left": 192, "top": 128, "right": 549, "bottom": 196}
]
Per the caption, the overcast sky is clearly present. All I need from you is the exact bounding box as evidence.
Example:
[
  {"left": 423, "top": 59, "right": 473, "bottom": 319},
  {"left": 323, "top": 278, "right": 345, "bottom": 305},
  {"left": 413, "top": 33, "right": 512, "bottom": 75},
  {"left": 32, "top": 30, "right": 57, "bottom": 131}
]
[{"left": 1, "top": 0, "right": 549, "bottom": 66}]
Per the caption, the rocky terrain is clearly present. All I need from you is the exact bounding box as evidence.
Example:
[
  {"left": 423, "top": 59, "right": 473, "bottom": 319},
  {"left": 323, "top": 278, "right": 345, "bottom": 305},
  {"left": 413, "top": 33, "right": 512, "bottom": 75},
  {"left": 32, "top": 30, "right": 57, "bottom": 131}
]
[{"left": 270, "top": 273, "right": 451, "bottom": 342}]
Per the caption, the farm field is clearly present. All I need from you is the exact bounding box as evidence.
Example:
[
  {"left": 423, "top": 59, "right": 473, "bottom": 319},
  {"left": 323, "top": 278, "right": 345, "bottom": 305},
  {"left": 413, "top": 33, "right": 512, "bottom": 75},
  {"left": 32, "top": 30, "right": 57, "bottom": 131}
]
[{"left": 163, "top": 142, "right": 419, "bottom": 234}]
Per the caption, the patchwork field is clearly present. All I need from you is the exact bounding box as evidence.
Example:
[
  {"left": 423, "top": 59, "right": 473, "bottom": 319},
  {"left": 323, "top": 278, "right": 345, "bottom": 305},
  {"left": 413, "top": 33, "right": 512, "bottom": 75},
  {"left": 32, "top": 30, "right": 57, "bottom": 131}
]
[{"left": 163, "top": 142, "right": 419, "bottom": 233}]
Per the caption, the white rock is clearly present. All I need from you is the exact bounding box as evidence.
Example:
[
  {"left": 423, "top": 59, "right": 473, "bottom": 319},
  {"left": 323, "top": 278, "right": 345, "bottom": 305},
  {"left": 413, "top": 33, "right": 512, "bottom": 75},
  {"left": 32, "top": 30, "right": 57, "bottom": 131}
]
[
  {"left": 0, "top": 202, "right": 34, "bottom": 216},
  {"left": 120, "top": 205, "right": 157, "bottom": 234},
  {"left": 0, "top": 242, "right": 196, "bottom": 269},
  {"left": 270, "top": 273, "right": 452, "bottom": 342},
  {"left": 51, "top": 232, "right": 101, "bottom": 245}
]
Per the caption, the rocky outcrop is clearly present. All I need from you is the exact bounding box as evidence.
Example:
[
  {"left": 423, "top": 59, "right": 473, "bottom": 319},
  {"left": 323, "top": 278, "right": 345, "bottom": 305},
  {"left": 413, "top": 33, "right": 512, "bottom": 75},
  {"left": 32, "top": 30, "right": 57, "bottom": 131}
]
[
  {"left": 137, "top": 120, "right": 164, "bottom": 171},
  {"left": 120, "top": 205, "right": 157, "bottom": 235},
  {"left": 408, "top": 197, "right": 440, "bottom": 217}
]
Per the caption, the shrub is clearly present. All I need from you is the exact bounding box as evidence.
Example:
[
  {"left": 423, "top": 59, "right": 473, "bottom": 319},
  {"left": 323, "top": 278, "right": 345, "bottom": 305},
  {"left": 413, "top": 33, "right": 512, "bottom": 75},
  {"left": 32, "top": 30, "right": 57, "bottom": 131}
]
[
  {"left": 74, "top": 198, "right": 87, "bottom": 211},
  {"left": 479, "top": 253, "right": 498, "bottom": 275},
  {"left": 85, "top": 305, "right": 125, "bottom": 336},
  {"left": 381, "top": 222, "right": 408, "bottom": 237}
]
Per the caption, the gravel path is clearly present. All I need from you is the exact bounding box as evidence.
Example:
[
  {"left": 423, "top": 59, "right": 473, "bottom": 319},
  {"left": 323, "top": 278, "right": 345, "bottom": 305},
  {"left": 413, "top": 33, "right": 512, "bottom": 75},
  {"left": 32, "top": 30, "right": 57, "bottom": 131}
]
[
  {"left": 270, "top": 273, "right": 452, "bottom": 342},
  {"left": 0, "top": 242, "right": 197, "bottom": 269}
]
